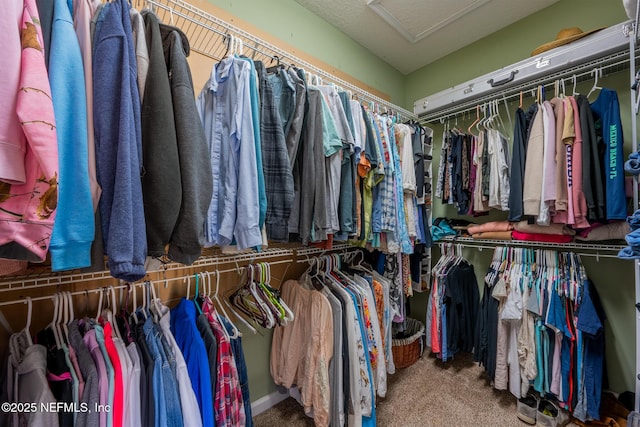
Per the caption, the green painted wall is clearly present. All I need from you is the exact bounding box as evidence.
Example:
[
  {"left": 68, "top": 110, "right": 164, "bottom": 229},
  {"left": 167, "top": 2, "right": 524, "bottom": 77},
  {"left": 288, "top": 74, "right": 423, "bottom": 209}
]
[
  {"left": 205, "top": 0, "right": 406, "bottom": 106},
  {"left": 404, "top": 0, "right": 629, "bottom": 108},
  {"left": 404, "top": 0, "right": 635, "bottom": 394}
]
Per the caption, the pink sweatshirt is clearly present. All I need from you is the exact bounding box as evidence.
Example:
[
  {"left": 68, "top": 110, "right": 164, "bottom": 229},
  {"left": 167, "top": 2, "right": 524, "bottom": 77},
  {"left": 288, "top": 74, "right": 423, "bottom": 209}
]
[
  {"left": 0, "top": 3, "right": 25, "bottom": 184},
  {"left": 0, "top": 0, "right": 59, "bottom": 262}
]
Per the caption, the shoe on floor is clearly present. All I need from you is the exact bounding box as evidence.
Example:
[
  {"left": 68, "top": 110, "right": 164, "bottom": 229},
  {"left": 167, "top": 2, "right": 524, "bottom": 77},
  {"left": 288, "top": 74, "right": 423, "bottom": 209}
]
[
  {"left": 517, "top": 394, "right": 538, "bottom": 425},
  {"left": 536, "top": 399, "right": 559, "bottom": 427}
]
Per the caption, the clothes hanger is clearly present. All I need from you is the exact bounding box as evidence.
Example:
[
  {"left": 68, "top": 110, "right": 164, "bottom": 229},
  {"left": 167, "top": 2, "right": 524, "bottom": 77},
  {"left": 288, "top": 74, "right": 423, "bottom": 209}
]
[
  {"left": 208, "top": 270, "right": 241, "bottom": 338},
  {"left": 236, "top": 37, "right": 244, "bottom": 56},
  {"left": 140, "top": 282, "right": 148, "bottom": 320},
  {"left": 131, "top": 283, "right": 140, "bottom": 325},
  {"left": 21, "top": 297, "right": 33, "bottom": 346},
  {"left": 61, "top": 291, "right": 71, "bottom": 345},
  {"left": 108, "top": 287, "right": 126, "bottom": 342},
  {"left": 147, "top": 281, "right": 163, "bottom": 324},
  {"left": 47, "top": 293, "right": 62, "bottom": 348},
  {"left": 227, "top": 266, "right": 262, "bottom": 333},
  {"left": 55, "top": 292, "right": 66, "bottom": 346},
  {"left": 467, "top": 105, "right": 481, "bottom": 135},
  {"left": 100, "top": 285, "right": 118, "bottom": 329},
  {"left": 193, "top": 273, "right": 203, "bottom": 315},
  {"left": 587, "top": 68, "right": 602, "bottom": 99},
  {"left": 222, "top": 34, "right": 234, "bottom": 59},
  {"left": 262, "top": 262, "right": 291, "bottom": 324},
  {"left": 572, "top": 74, "right": 579, "bottom": 96},
  {"left": 519, "top": 91, "right": 523, "bottom": 109},
  {"left": 251, "top": 264, "right": 275, "bottom": 328},
  {"left": 118, "top": 285, "right": 134, "bottom": 342}
]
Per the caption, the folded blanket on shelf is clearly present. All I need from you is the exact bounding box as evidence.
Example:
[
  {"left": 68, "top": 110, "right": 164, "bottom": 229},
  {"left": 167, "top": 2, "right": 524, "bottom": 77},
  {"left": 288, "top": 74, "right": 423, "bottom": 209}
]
[
  {"left": 511, "top": 231, "right": 573, "bottom": 243},
  {"left": 514, "top": 221, "right": 576, "bottom": 236},
  {"left": 575, "top": 221, "right": 629, "bottom": 241}
]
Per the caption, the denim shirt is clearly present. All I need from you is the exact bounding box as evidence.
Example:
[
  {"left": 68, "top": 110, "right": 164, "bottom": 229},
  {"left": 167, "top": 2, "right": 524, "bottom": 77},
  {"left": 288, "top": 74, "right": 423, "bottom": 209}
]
[
  {"left": 197, "top": 57, "right": 262, "bottom": 249},
  {"left": 237, "top": 56, "right": 266, "bottom": 229}
]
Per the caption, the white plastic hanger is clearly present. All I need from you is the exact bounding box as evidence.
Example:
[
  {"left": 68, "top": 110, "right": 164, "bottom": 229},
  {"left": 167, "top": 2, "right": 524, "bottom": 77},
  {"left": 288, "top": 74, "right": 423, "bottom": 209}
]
[
  {"left": 65, "top": 291, "right": 74, "bottom": 334},
  {"left": 95, "top": 288, "right": 104, "bottom": 323},
  {"left": 148, "top": 281, "right": 163, "bottom": 323},
  {"left": 207, "top": 271, "right": 239, "bottom": 339},
  {"left": 108, "top": 287, "right": 126, "bottom": 342},
  {"left": 56, "top": 292, "right": 66, "bottom": 346},
  {"left": 207, "top": 271, "right": 231, "bottom": 340},
  {"left": 49, "top": 293, "right": 62, "bottom": 348},
  {"left": 131, "top": 284, "right": 140, "bottom": 325},
  {"left": 587, "top": 68, "right": 602, "bottom": 99},
  {"left": 140, "top": 282, "right": 148, "bottom": 320},
  {"left": 60, "top": 291, "right": 70, "bottom": 345},
  {"left": 22, "top": 297, "right": 33, "bottom": 346}
]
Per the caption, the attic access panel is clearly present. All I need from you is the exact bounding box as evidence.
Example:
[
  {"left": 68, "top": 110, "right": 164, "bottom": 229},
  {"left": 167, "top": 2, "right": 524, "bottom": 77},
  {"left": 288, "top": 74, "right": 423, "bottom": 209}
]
[{"left": 366, "top": 0, "right": 492, "bottom": 43}]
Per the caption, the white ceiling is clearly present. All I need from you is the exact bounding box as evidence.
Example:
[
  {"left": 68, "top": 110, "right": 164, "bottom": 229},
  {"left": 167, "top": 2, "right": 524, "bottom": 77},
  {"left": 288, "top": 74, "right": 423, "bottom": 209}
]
[{"left": 294, "top": 0, "right": 560, "bottom": 74}]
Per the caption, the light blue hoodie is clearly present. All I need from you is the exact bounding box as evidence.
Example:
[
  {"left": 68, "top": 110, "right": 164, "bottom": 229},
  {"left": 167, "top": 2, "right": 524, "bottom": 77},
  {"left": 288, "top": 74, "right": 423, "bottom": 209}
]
[{"left": 48, "top": 0, "right": 94, "bottom": 271}]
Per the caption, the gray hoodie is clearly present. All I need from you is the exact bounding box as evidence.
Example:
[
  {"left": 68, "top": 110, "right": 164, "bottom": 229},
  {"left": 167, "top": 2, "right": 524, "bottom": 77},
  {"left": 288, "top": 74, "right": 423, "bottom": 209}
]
[{"left": 8, "top": 335, "right": 59, "bottom": 427}]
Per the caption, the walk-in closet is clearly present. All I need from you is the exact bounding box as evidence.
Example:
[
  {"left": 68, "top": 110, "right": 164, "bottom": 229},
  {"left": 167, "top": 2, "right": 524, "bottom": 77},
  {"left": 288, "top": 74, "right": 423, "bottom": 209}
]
[{"left": 2, "top": 0, "right": 640, "bottom": 426}]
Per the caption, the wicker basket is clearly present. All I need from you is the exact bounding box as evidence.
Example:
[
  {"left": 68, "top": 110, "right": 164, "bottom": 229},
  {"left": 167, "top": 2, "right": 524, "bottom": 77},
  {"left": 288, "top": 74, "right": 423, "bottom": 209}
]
[{"left": 391, "top": 317, "right": 425, "bottom": 369}]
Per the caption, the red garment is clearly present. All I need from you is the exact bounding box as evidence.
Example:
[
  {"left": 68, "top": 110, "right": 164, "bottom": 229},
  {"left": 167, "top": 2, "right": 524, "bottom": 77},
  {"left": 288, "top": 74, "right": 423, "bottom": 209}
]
[
  {"left": 102, "top": 322, "right": 123, "bottom": 427},
  {"left": 564, "top": 300, "right": 576, "bottom": 411},
  {"left": 311, "top": 234, "right": 333, "bottom": 250},
  {"left": 430, "top": 277, "right": 441, "bottom": 353},
  {"left": 202, "top": 298, "right": 245, "bottom": 426},
  {"left": 511, "top": 230, "right": 573, "bottom": 243}
]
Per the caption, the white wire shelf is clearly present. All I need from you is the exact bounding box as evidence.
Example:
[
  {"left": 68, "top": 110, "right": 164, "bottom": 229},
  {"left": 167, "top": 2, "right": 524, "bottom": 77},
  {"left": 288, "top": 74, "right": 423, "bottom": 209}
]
[
  {"left": 0, "top": 244, "right": 361, "bottom": 294},
  {"left": 419, "top": 48, "right": 638, "bottom": 124}
]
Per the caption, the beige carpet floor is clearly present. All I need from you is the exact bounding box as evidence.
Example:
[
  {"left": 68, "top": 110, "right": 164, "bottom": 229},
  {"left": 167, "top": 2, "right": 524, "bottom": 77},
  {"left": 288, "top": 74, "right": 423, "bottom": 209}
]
[{"left": 253, "top": 351, "right": 531, "bottom": 426}]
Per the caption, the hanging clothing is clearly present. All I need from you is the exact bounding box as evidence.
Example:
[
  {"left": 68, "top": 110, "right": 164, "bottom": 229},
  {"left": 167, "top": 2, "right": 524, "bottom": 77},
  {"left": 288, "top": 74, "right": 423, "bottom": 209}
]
[
  {"left": 170, "top": 298, "right": 215, "bottom": 427},
  {"left": 93, "top": 0, "right": 146, "bottom": 281},
  {"left": 197, "top": 56, "right": 262, "bottom": 249},
  {"left": 0, "top": 0, "right": 59, "bottom": 263},
  {"left": 577, "top": 94, "right": 606, "bottom": 222},
  {"left": 49, "top": 0, "right": 94, "bottom": 272},
  {"left": 590, "top": 88, "right": 626, "bottom": 220},
  {"left": 255, "top": 61, "right": 295, "bottom": 242}
]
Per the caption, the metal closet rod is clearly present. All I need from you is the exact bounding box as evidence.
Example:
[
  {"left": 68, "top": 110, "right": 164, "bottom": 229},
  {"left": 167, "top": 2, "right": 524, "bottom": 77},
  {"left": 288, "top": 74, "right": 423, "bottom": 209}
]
[
  {"left": 0, "top": 245, "right": 358, "bottom": 294},
  {"left": 436, "top": 241, "right": 620, "bottom": 260},
  {"left": 145, "top": 0, "right": 417, "bottom": 121},
  {"left": 438, "top": 236, "right": 625, "bottom": 256},
  {"left": 0, "top": 246, "right": 294, "bottom": 293},
  {"left": 0, "top": 249, "right": 347, "bottom": 309},
  {"left": 421, "top": 49, "right": 635, "bottom": 124}
]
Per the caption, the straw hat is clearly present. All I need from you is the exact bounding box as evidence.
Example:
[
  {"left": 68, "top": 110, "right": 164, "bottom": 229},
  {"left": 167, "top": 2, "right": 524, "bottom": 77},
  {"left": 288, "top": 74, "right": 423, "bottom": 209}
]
[{"left": 531, "top": 27, "right": 604, "bottom": 56}]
